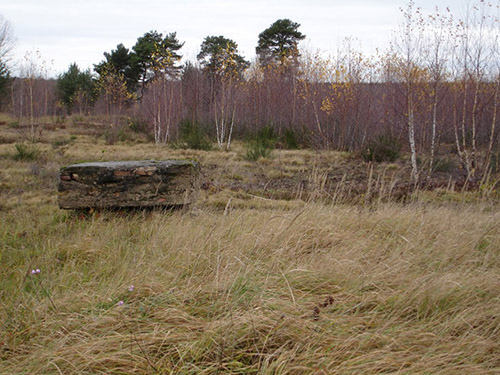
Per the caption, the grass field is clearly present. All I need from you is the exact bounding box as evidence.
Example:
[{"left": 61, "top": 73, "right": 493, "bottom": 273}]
[{"left": 1, "top": 118, "right": 500, "bottom": 374}]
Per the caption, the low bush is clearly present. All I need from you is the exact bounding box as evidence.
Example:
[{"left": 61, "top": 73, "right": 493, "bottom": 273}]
[
  {"left": 70, "top": 115, "right": 87, "bottom": 126},
  {"left": 255, "top": 125, "right": 278, "bottom": 149},
  {"left": 13, "top": 142, "right": 40, "bottom": 161},
  {"left": 128, "top": 118, "right": 149, "bottom": 134},
  {"left": 103, "top": 124, "right": 139, "bottom": 145},
  {"left": 244, "top": 125, "right": 277, "bottom": 161},
  {"left": 175, "top": 120, "right": 212, "bottom": 150},
  {"left": 362, "top": 133, "right": 401, "bottom": 162},
  {"left": 489, "top": 150, "right": 500, "bottom": 174},
  {"left": 245, "top": 140, "right": 273, "bottom": 161},
  {"left": 282, "top": 128, "right": 300, "bottom": 149},
  {"left": 51, "top": 136, "right": 76, "bottom": 148},
  {"left": 432, "top": 156, "right": 457, "bottom": 173}
]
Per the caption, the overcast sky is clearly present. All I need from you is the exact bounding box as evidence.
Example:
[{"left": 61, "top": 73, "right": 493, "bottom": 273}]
[{"left": 2, "top": 0, "right": 463, "bottom": 77}]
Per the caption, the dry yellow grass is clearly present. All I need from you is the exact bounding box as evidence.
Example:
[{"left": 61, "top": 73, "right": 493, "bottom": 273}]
[
  {"left": 1, "top": 118, "right": 500, "bottom": 374},
  {"left": 2, "top": 203, "right": 500, "bottom": 374}
]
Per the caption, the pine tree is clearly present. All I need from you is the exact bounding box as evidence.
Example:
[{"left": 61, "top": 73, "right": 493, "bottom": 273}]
[{"left": 256, "top": 19, "right": 305, "bottom": 67}]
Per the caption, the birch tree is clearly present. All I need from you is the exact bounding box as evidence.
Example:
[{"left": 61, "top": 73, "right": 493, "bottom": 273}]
[
  {"left": 452, "top": 0, "right": 497, "bottom": 182},
  {"left": 393, "top": 0, "right": 426, "bottom": 182},
  {"left": 17, "top": 49, "right": 54, "bottom": 141},
  {"left": 423, "top": 7, "right": 453, "bottom": 174},
  {"left": 198, "top": 37, "right": 248, "bottom": 150}
]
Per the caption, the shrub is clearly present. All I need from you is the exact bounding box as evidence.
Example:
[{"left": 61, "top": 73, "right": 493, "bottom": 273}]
[
  {"left": 255, "top": 125, "right": 278, "bottom": 149},
  {"left": 128, "top": 118, "right": 149, "bottom": 134},
  {"left": 55, "top": 116, "right": 66, "bottom": 124},
  {"left": 244, "top": 125, "right": 277, "bottom": 161},
  {"left": 432, "top": 156, "right": 457, "bottom": 173},
  {"left": 13, "top": 142, "right": 40, "bottom": 161},
  {"left": 103, "top": 127, "right": 118, "bottom": 145},
  {"left": 282, "top": 128, "right": 300, "bottom": 149},
  {"left": 71, "top": 115, "right": 86, "bottom": 126},
  {"left": 175, "top": 120, "right": 212, "bottom": 150},
  {"left": 245, "top": 140, "right": 273, "bottom": 161},
  {"left": 103, "top": 123, "right": 137, "bottom": 145},
  {"left": 51, "top": 136, "right": 76, "bottom": 148},
  {"left": 489, "top": 150, "right": 500, "bottom": 174},
  {"left": 118, "top": 129, "right": 131, "bottom": 143},
  {"left": 362, "top": 134, "right": 401, "bottom": 162}
]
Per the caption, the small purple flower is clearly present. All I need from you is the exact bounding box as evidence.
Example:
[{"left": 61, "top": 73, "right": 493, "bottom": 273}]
[
  {"left": 117, "top": 300, "right": 124, "bottom": 306},
  {"left": 128, "top": 285, "right": 134, "bottom": 292},
  {"left": 36, "top": 269, "right": 41, "bottom": 274},
  {"left": 31, "top": 269, "right": 36, "bottom": 275}
]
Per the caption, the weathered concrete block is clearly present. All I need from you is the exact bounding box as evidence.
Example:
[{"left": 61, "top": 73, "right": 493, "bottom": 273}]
[{"left": 58, "top": 160, "right": 200, "bottom": 209}]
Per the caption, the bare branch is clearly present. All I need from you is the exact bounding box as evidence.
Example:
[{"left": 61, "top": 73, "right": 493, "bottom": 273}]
[{"left": 0, "top": 14, "right": 16, "bottom": 63}]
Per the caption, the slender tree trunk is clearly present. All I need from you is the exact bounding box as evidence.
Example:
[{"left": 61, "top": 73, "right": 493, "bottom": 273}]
[
  {"left": 470, "top": 79, "right": 480, "bottom": 178},
  {"left": 484, "top": 76, "right": 500, "bottom": 182},
  {"left": 460, "top": 81, "right": 472, "bottom": 179},
  {"left": 28, "top": 79, "right": 35, "bottom": 141},
  {"left": 429, "top": 82, "right": 438, "bottom": 174},
  {"left": 407, "top": 80, "right": 418, "bottom": 182},
  {"left": 226, "top": 105, "right": 236, "bottom": 151},
  {"left": 311, "top": 99, "right": 327, "bottom": 148},
  {"left": 408, "top": 106, "right": 418, "bottom": 181},
  {"left": 453, "top": 89, "right": 464, "bottom": 169}
]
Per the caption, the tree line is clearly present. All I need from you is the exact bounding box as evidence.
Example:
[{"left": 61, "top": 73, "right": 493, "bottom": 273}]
[{"left": 2, "top": 1, "right": 500, "bottom": 183}]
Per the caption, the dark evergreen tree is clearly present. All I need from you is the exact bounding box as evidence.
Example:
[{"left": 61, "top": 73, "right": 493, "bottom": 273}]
[
  {"left": 132, "top": 31, "right": 184, "bottom": 95},
  {"left": 0, "top": 60, "right": 10, "bottom": 110},
  {"left": 197, "top": 35, "right": 249, "bottom": 78},
  {"left": 94, "top": 43, "right": 138, "bottom": 92},
  {"left": 256, "top": 19, "right": 305, "bottom": 67},
  {"left": 57, "top": 63, "right": 95, "bottom": 114}
]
